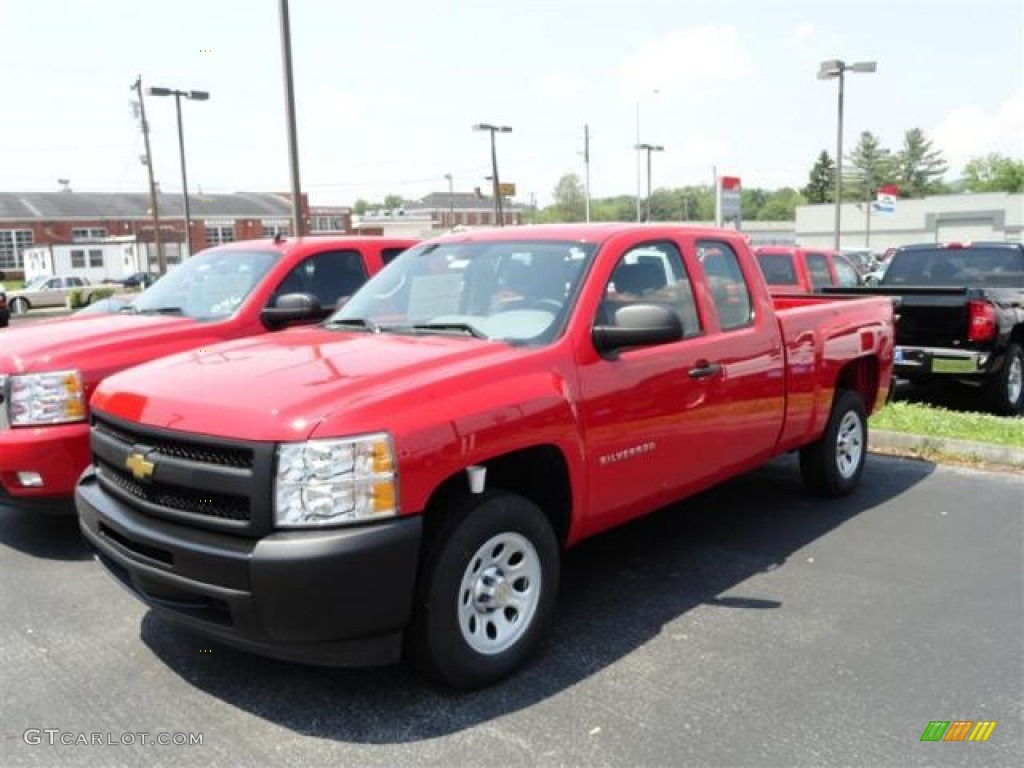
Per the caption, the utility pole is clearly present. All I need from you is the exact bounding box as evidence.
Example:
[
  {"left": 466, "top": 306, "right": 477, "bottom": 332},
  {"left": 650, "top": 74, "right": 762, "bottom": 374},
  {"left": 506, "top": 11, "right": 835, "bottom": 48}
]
[
  {"left": 279, "top": 0, "right": 305, "bottom": 236},
  {"left": 444, "top": 173, "right": 455, "bottom": 228},
  {"left": 634, "top": 143, "right": 664, "bottom": 222},
  {"left": 132, "top": 76, "right": 165, "bottom": 274},
  {"left": 473, "top": 124, "right": 511, "bottom": 226},
  {"left": 583, "top": 124, "right": 591, "bottom": 222}
]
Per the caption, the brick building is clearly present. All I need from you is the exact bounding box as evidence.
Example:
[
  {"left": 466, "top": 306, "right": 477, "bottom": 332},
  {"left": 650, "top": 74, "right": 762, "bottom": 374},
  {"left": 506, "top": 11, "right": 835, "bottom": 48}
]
[{"left": 0, "top": 191, "right": 315, "bottom": 272}]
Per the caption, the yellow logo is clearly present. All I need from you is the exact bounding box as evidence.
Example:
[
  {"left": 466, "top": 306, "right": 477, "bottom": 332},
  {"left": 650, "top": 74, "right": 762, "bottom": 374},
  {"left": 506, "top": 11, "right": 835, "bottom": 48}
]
[{"left": 125, "top": 452, "right": 155, "bottom": 480}]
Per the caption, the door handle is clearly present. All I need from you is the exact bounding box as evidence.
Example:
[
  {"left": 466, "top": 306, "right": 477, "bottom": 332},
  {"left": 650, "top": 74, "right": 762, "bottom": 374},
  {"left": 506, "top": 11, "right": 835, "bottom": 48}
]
[{"left": 688, "top": 361, "right": 722, "bottom": 379}]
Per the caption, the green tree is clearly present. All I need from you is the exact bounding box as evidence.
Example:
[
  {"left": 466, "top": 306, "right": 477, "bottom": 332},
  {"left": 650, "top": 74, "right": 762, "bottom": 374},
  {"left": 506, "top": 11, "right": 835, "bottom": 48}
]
[
  {"left": 846, "top": 131, "right": 896, "bottom": 202},
  {"left": 758, "top": 187, "right": 806, "bottom": 221},
  {"left": 590, "top": 196, "right": 635, "bottom": 221},
  {"left": 741, "top": 188, "right": 769, "bottom": 220},
  {"left": 352, "top": 198, "right": 369, "bottom": 215},
  {"left": 962, "top": 153, "right": 1024, "bottom": 193},
  {"left": 551, "top": 172, "right": 586, "bottom": 222},
  {"left": 383, "top": 194, "right": 405, "bottom": 210},
  {"left": 803, "top": 150, "right": 835, "bottom": 204},
  {"left": 895, "top": 128, "right": 948, "bottom": 197}
]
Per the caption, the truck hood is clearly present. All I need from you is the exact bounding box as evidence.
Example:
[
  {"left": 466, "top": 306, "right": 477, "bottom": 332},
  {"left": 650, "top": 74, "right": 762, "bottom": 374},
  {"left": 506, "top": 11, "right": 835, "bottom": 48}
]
[
  {"left": 92, "top": 329, "right": 527, "bottom": 442},
  {"left": 0, "top": 314, "right": 201, "bottom": 374}
]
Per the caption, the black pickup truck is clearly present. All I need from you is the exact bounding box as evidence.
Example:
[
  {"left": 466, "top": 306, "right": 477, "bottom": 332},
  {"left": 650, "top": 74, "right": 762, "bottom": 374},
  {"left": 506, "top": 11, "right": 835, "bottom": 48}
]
[{"left": 831, "top": 242, "right": 1023, "bottom": 416}]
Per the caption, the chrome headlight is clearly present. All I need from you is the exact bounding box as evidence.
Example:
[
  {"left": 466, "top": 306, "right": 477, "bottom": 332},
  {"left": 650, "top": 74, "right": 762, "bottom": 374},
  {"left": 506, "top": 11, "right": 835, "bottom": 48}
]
[
  {"left": 274, "top": 433, "right": 398, "bottom": 528},
  {"left": 7, "top": 370, "right": 86, "bottom": 426}
]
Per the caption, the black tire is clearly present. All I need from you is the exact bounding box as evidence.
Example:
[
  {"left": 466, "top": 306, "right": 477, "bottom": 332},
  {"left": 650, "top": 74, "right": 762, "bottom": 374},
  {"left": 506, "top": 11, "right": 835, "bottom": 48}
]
[
  {"left": 800, "top": 389, "right": 868, "bottom": 497},
  {"left": 985, "top": 343, "right": 1024, "bottom": 417},
  {"left": 409, "top": 490, "right": 560, "bottom": 689},
  {"left": 10, "top": 297, "right": 29, "bottom": 315}
]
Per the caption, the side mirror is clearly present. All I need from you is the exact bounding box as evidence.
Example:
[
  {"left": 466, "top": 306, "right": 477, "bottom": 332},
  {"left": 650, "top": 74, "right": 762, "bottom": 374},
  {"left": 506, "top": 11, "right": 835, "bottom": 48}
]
[
  {"left": 261, "top": 292, "right": 324, "bottom": 329},
  {"left": 592, "top": 304, "right": 683, "bottom": 356}
]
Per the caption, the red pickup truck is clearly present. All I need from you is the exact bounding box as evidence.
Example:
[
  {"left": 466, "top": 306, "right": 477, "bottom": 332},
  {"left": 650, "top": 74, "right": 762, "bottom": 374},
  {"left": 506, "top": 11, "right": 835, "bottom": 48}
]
[
  {"left": 76, "top": 224, "right": 893, "bottom": 688},
  {"left": 0, "top": 236, "right": 414, "bottom": 512},
  {"left": 755, "top": 246, "right": 862, "bottom": 295}
]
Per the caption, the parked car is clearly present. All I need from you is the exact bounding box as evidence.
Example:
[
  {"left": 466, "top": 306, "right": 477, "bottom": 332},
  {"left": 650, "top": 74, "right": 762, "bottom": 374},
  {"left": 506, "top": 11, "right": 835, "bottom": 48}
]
[
  {"left": 0, "top": 283, "right": 9, "bottom": 327},
  {"left": 755, "top": 246, "right": 862, "bottom": 294},
  {"left": 77, "top": 223, "right": 894, "bottom": 688},
  {"left": 109, "top": 271, "right": 160, "bottom": 290},
  {"left": 5, "top": 275, "right": 96, "bottom": 314},
  {"left": 828, "top": 241, "right": 1024, "bottom": 415},
  {"left": 840, "top": 248, "right": 882, "bottom": 275},
  {"left": 0, "top": 236, "right": 416, "bottom": 513}
]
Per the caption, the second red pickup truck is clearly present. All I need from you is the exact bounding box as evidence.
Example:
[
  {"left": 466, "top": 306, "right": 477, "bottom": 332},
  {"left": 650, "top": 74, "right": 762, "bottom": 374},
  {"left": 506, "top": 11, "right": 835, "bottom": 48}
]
[
  {"left": 77, "top": 224, "right": 894, "bottom": 688},
  {"left": 0, "top": 235, "right": 415, "bottom": 512}
]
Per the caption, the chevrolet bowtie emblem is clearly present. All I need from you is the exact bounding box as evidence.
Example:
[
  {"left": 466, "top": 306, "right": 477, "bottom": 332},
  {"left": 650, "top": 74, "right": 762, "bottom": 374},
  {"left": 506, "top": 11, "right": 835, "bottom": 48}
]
[{"left": 125, "top": 452, "right": 155, "bottom": 480}]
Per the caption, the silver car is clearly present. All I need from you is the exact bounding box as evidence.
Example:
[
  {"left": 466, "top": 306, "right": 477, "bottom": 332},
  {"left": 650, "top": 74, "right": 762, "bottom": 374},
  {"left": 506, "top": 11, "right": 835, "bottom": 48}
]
[{"left": 6, "top": 275, "right": 93, "bottom": 315}]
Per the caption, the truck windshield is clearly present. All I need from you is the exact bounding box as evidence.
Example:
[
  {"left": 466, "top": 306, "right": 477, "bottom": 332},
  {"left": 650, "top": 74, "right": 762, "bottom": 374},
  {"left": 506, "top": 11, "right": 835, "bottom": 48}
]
[
  {"left": 132, "top": 249, "right": 279, "bottom": 320},
  {"left": 330, "top": 240, "right": 595, "bottom": 344},
  {"left": 882, "top": 247, "right": 1024, "bottom": 287}
]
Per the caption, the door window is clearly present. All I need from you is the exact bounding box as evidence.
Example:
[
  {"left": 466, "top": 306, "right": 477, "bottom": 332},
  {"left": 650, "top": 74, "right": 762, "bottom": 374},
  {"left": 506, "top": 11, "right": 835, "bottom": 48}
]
[
  {"left": 272, "top": 250, "right": 369, "bottom": 310},
  {"left": 695, "top": 241, "right": 753, "bottom": 330},
  {"left": 601, "top": 242, "right": 701, "bottom": 337},
  {"left": 805, "top": 253, "right": 833, "bottom": 289},
  {"left": 833, "top": 256, "right": 861, "bottom": 287}
]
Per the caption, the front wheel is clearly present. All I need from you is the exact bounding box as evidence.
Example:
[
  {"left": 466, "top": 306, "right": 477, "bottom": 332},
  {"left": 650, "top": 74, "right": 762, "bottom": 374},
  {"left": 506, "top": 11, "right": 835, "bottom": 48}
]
[
  {"left": 10, "top": 297, "right": 29, "bottom": 315},
  {"left": 985, "top": 343, "right": 1024, "bottom": 417},
  {"left": 800, "top": 389, "right": 868, "bottom": 497},
  {"left": 409, "top": 491, "right": 560, "bottom": 689}
]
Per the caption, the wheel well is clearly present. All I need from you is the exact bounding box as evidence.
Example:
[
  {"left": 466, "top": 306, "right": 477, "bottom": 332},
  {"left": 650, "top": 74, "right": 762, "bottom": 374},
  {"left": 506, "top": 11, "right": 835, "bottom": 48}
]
[
  {"left": 836, "top": 356, "right": 879, "bottom": 413},
  {"left": 1010, "top": 324, "right": 1024, "bottom": 348},
  {"left": 422, "top": 445, "right": 573, "bottom": 547}
]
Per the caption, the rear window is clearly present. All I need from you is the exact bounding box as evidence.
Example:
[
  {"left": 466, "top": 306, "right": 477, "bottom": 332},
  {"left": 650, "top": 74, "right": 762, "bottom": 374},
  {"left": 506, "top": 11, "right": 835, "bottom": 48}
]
[
  {"left": 881, "top": 247, "right": 1024, "bottom": 287},
  {"left": 756, "top": 252, "right": 798, "bottom": 284}
]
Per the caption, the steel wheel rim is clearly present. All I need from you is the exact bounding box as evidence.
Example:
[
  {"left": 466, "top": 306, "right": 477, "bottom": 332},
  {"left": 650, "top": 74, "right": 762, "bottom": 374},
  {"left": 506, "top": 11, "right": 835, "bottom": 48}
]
[
  {"left": 457, "top": 531, "right": 542, "bottom": 656},
  {"left": 1008, "top": 355, "right": 1023, "bottom": 404},
  {"left": 836, "top": 410, "right": 864, "bottom": 479},
  {"left": 11, "top": 299, "right": 27, "bottom": 315}
]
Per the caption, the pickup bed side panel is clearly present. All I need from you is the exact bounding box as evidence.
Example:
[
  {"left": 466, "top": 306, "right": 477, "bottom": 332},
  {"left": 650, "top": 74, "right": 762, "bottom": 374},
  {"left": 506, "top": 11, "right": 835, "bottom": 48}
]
[{"left": 774, "top": 296, "right": 894, "bottom": 450}]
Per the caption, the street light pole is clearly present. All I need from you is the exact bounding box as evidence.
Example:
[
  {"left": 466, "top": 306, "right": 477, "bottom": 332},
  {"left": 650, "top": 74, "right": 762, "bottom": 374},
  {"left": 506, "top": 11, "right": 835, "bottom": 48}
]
[
  {"left": 634, "top": 143, "right": 664, "bottom": 222},
  {"left": 473, "top": 123, "right": 512, "bottom": 227},
  {"left": 279, "top": 0, "right": 305, "bottom": 237},
  {"left": 148, "top": 86, "right": 209, "bottom": 259},
  {"left": 818, "top": 59, "right": 877, "bottom": 251},
  {"left": 444, "top": 173, "right": 454, "bottom": 228}
]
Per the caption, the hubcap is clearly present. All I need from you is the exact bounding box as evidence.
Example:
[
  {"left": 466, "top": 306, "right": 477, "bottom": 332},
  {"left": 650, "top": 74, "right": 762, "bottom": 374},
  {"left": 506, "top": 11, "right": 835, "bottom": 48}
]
[
  {"left": 1008, "top": 355, "right": 1023, "bottom": 405},
  {"left": 836, "top": 410, "right": 864, "bottom": 480},
  {"left": 457, "top": 532, "right": 542, "bottom": 655}
]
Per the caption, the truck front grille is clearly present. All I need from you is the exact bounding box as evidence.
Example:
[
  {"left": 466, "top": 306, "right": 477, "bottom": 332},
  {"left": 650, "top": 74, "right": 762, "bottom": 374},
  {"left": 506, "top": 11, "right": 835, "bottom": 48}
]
[{"left": 91, "top": 412, "right": 275, "bottom": 535}]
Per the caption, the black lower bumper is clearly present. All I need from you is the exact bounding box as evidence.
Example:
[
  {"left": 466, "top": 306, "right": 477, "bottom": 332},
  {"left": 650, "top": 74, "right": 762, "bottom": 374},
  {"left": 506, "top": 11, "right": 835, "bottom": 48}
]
[
  {"left": 0, "top": 486, "right": 75, "bottom": 515},
  {"left": 76, "top": 468, "right": 423, "bottom": 667}
]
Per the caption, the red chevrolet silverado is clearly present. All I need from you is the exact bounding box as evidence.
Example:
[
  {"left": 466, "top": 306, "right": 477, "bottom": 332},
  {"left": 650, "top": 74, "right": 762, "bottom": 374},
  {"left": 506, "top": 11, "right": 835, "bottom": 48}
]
[
  {"left": 755, "top": 245, "right": 863, "bottom": 295},
  {"left": 0, "top": 236, "right": 415, "bottom": 512},
  {"left": 76, "top": 224, "right": 894, "bottom": 688}
]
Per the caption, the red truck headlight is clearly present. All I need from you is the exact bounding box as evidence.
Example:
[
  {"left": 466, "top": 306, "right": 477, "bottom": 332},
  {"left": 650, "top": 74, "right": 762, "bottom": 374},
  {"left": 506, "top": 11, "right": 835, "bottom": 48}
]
[{"left": 274, "top": 433, "right": 398, "bottom": 528}]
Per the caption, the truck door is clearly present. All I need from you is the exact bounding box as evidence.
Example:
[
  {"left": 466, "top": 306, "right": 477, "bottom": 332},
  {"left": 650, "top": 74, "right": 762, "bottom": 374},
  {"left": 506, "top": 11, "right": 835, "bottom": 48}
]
[{"left": 576, "top": 238, "right": 730, "bottom": 534}]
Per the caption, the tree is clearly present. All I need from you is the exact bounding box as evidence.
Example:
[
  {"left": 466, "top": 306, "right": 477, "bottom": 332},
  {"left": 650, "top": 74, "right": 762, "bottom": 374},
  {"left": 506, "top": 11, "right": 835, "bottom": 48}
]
[
  {"left": 803, "top": 150, "right": 835, "bottom": 204},
  {"left": 741, "top": 188, "right": 769, "bottom": 220},
  {"left": 590, "top": 196, "right": 635, "bottom": 221},
  {"left": 353, "top": 199, "right": 369, "bottom": 215},
  {"left": 846, "top": 131, "right": 896, "bottom": 202},
  {"left": 383, "top": 194, "right": 405, "bottom": 210},
  {"left": 758, "top": 188, "right": 806, "bottom": 221},
  {"left": 962, "top": 153, "right": 1024, "bottom": 193},
  {"left": 894, "top": 128, "right": 948, "bottom": 197},
  {"left": 551, "top": 172, "right": 586, "bottom": 222}
]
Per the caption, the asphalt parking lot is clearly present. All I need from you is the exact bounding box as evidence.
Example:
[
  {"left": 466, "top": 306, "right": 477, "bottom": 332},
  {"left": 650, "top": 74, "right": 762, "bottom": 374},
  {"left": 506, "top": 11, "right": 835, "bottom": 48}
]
[{"left": 1, "top": 454, "right": 1021, "bottom": 768}]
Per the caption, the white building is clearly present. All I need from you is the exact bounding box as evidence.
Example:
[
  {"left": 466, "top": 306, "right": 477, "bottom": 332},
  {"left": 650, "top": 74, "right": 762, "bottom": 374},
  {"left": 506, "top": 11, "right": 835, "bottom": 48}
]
[
  {"left": 22, "top": 236, "right": 160, "bottom": 282},
  {"left": 797, "top": 192, "right": 1024, "bottom": 251}
]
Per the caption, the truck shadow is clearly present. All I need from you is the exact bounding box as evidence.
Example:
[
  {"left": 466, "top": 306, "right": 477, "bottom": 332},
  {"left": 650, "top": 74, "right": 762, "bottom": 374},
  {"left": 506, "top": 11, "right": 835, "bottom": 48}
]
[
  {"left": 140, "top": 453, "right": 935, "bottom": 743},
  {"left": 0, "top": 506, "right": 91, "bottom": 561},
  {"left": 892, "top": 379, "right": 994, "bottom": 415}
]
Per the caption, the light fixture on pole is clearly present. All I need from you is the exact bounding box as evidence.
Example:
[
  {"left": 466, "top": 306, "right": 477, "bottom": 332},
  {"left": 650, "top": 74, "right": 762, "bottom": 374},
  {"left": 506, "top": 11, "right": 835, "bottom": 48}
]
[
  {"left": 472, "top": 123, "right": 512, "bottom": 226},
  {"left": 443, "top": 173, "right": 455, "bottom": 228},
  {"left": 817, "top": 59, "right": 877, "bottom": 250},
  {"left": 635, "top": 88, "right": 660, "bottom": 221},
  {"left": 147, "top": 86, "right": 209, "bottom": 258},
  {"left": 634, "top": 143, "right": 664, "bottom": 222}
]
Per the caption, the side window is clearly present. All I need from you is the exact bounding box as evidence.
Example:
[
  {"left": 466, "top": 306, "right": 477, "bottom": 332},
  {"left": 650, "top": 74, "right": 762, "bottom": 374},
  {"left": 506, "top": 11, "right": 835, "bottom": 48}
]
[
  {"left": 696, "top": 240, "right": 753, "bottom": 331},
  {"left": 833, "top": 256, "right": 860, "bottom": 287},
  {"left": 381, "top": 247, "right": 406, "bottom": 265},
  {"left": 272, "top": 250, "right": 368, "bottom": 309},
  {"left": 46, "top": 278, "right": 62, "bottom": 290},
  {"left": 805, "top": 253, "right": 833, "bottom": 289},
  {"left": 601, "top": 241, "right": 701, "bottom": 337}
]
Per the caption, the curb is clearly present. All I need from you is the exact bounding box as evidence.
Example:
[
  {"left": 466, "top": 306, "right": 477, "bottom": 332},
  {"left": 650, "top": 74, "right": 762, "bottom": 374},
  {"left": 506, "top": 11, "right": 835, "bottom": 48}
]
[{"left": 870, "top": 429, "right": 1024, "bottom": 470}]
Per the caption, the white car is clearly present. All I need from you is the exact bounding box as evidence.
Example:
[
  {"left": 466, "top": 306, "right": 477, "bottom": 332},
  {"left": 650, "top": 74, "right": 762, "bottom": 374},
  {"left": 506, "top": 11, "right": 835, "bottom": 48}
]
[{"left": 6, "top": 275, "right": 93, "bottom": 314}]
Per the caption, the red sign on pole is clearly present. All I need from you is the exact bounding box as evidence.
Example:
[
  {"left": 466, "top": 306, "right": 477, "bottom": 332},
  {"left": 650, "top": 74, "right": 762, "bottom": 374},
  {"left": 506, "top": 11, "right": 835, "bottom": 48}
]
[{"left": 720, "top": 176, "right": 742, "bottom": 191}]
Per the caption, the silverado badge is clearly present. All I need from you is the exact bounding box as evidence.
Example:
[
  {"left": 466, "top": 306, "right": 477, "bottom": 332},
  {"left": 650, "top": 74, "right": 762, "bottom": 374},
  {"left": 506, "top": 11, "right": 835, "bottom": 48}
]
[{"left": 125, "top": 452, "right": 155, "bottom": 480}]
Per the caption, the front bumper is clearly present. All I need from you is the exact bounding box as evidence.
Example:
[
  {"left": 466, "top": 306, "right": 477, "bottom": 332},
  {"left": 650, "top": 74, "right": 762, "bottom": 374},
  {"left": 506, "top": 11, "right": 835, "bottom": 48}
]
[
  {"left": 0, "top": 421, "right": 89, "bottom": 511},
  {"left": 77, "top": 468, "right": 423, "bottom": 667},
  {"left": 894, "top": 345, "right": 992, "bottom": 378}
]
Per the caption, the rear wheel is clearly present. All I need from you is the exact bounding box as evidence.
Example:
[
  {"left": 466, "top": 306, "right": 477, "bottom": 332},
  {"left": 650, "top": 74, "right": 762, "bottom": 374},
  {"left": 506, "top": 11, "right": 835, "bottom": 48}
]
[
  {"left": 800, "top": 389, "right": 867, "bottom": 497},
  {"left": 10, "top": 297, "right": 29, "bottom": 315},
  {"left": 985, "top": 343, "right": 1024, "bottom": 417},
  {"left": 409, "top": 491, "right": 560, "bottom": 689}
]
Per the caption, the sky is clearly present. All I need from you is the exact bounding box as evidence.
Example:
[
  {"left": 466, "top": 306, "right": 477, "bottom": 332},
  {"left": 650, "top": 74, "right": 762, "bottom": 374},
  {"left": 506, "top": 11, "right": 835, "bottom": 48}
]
[{"left": 0, "top": 0, "right": 1021, "bottom": 207}]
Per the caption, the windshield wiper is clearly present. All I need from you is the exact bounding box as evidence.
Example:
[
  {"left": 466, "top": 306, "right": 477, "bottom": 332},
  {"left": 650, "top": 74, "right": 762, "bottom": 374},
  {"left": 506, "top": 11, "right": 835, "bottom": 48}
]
[
  {"left": 409, "top": 322, "right": 487, "bottom": 339},
  {"left": 326, "top": 317, "right": 382, "bottom": 333},
  {"left": 137, "top": 306, "right": 184, "bottom": 315}
]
